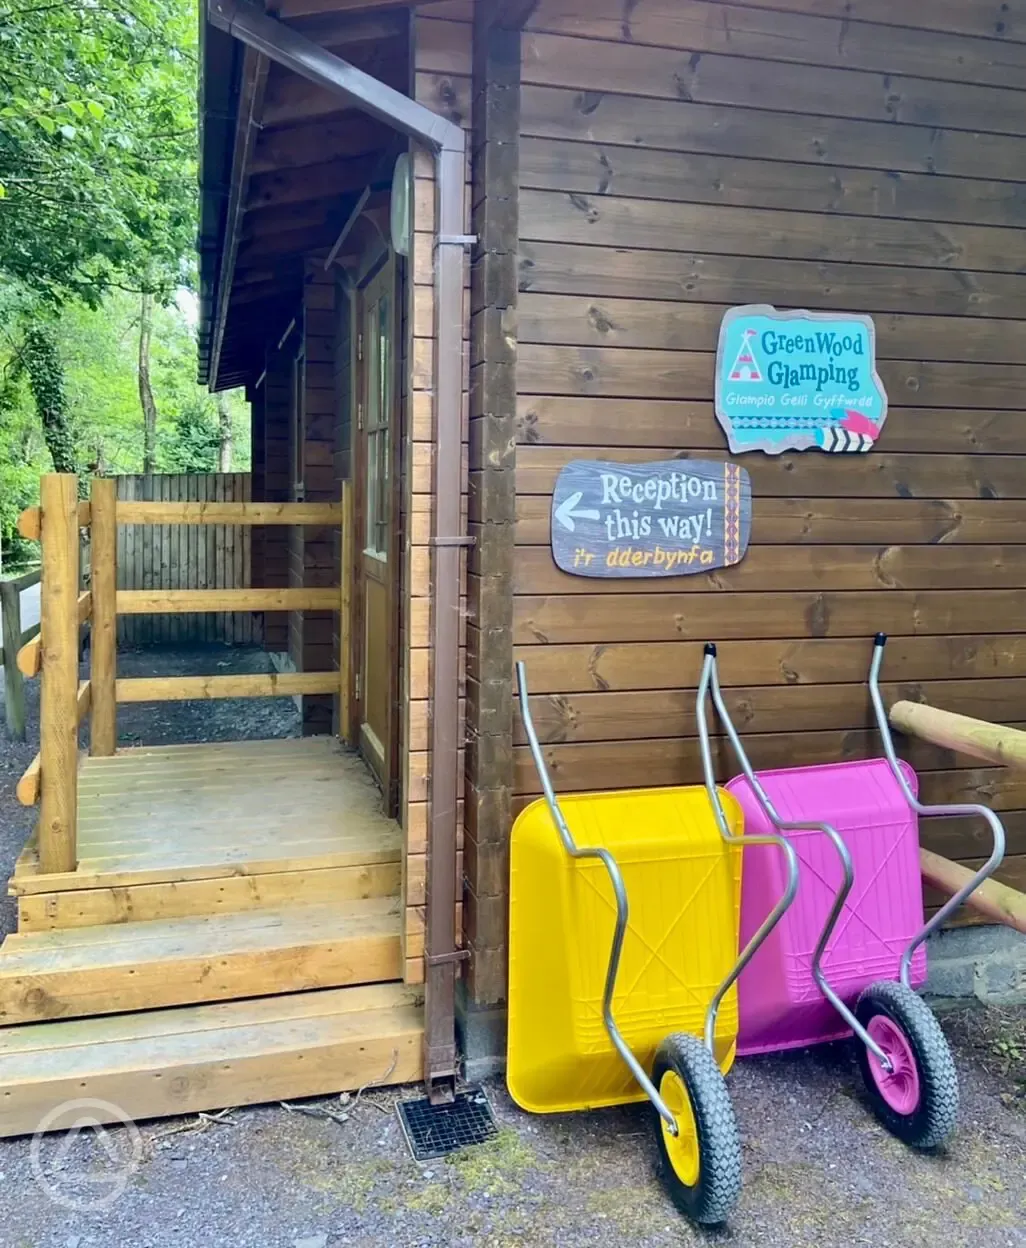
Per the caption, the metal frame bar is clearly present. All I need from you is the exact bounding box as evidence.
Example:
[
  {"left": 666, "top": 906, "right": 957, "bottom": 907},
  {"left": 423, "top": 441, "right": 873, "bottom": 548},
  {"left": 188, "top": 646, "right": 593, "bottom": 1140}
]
[
  {"left": 696, "top": 647, "right": 806, "bottom": 1053},
  {"left": 515, "top": 662, "right": 678, "bottom": 1133},
  {"left": 868, "top": 633, "right": 1007, "bottom": 985},
  {"left": 698, "top": 645, "right": 891, "bottom": 1069}
]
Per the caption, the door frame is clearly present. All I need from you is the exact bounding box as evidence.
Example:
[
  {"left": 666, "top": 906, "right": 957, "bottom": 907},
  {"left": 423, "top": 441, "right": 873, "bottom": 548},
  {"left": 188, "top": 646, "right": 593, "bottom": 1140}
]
[{"left": 351, "top": 246, "right": 402, "bottom": 815}]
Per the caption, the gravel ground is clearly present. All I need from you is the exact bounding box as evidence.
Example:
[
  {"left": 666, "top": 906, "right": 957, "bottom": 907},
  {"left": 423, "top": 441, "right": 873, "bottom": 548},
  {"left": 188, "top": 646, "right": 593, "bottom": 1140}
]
[{"left": 1, "top": 648, "right": 1025, "bottom": 1247}]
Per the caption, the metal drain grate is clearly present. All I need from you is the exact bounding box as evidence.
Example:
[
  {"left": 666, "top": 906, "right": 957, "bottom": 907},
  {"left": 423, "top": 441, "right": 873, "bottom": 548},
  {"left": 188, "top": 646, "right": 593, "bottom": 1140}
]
[{"left": 396, "top": 1086, "right": 497, "bottom": 1161}]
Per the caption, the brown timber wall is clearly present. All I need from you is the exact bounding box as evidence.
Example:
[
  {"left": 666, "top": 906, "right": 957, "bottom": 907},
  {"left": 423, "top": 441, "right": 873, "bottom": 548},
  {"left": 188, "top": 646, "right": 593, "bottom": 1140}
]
[{"left": 513, "top": 0, "right": 1026, "bottom": 902}]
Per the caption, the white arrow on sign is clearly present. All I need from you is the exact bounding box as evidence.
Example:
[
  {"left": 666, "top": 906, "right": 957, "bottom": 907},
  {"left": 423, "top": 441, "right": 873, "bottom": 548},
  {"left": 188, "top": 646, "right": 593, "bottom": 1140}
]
[{"left": 554, "top": 490, "right": 601, "bottom": 533}]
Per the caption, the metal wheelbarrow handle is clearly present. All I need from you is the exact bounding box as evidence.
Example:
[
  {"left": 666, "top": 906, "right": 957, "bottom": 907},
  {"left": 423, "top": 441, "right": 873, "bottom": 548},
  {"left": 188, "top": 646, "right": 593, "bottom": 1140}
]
[
  {"left": 515, "top": 661, "right": 679, "bottom": 1133},
  {"left": 868, "top": 634, "right": 1007, "bottom": 987},
  {"left": 700, "top": 646, "right": 893, "bottom": 1070}
]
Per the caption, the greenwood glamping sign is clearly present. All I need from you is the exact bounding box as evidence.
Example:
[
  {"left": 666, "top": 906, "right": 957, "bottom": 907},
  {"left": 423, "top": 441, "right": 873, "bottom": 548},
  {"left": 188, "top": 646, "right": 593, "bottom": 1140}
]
[
  {"left": 551, "top": 459, "right": 751, "bottom": 579},
  {"left": 715, "top": 305, "right": 888, "bottom": 455}
]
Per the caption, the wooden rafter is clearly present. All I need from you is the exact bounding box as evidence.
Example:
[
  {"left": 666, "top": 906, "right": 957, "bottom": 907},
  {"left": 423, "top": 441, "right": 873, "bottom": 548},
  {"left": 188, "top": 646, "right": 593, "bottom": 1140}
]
[{"left": 208, "top": 44, "right": 270, "bottom": 390}]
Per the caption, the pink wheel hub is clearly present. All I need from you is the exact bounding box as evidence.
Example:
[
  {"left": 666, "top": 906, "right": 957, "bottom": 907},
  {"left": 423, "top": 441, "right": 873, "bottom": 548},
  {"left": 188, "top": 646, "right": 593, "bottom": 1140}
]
[{"left": 866, "top": 1014, "right": 921, "bottom": 1115}]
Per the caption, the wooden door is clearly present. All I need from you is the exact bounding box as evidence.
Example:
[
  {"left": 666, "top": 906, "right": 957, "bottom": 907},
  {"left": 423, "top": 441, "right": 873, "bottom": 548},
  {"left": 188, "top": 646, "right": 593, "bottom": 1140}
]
[{"left": 355, "top": 259, "right": 398, "bottom": 800}]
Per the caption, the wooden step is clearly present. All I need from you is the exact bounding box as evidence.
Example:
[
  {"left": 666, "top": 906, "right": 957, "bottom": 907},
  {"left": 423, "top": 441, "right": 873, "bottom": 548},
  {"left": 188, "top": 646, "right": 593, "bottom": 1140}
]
[
  {"left": 0, "top": 982, "right": 423, "bottom": 1138},
  {"left": 0, "top": 898, "right": 403, "bottom": 1025},
  {"left": 15, "top": 860, "right": 402, "bottom": 932}
]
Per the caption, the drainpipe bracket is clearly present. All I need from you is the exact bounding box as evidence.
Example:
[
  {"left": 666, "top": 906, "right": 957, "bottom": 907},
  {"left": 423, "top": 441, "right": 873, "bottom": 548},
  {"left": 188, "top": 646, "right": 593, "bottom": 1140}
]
[
  {"left": 437, "top": 233, "right": 477, "bottom": 248},
  {"left": 425, "top": 948, "right": 471, "bottom": 969},
  {"left": 429, "top": 535, "right": 476, "bottom": 548}
]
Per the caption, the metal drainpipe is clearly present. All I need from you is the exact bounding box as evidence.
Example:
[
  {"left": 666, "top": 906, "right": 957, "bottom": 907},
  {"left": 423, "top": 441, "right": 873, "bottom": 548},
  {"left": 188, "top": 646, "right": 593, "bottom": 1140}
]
[{"left": 206, "top": 0, "right": 471, "bottom": 1102}]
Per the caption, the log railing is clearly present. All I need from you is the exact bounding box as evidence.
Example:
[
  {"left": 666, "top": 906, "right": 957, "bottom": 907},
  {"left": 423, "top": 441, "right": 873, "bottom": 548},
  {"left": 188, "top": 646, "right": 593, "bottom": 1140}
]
[
  {"left": 890, "top": 699, "right": 1026, "bottom": 934},
  {"left": 0, "top": 566, "right": 42, "bottom": 741},
  {"left": 15, "top": 473, "right": 354, "bottom": 877}
]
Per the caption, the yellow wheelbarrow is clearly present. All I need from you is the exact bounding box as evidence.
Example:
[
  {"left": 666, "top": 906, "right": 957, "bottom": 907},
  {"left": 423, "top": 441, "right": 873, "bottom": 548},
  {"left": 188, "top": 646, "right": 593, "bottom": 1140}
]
[{"left": 507, "top": 655, "right": 799, "bottom": 1224}]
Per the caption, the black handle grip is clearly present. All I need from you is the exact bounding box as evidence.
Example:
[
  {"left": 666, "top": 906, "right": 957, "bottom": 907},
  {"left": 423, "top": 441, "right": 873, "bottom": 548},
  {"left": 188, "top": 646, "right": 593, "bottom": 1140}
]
[
  {"left": 704, "top": 642, "right": 717, "bottom": 657},
  {"left": 874, "top": 632, "right": 888, "bottom": 647}
]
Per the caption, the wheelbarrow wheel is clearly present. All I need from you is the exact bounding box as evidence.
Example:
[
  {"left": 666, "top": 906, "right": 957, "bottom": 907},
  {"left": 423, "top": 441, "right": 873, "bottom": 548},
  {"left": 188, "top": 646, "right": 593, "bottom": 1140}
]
[
  {"left": 652, "top": 1033, "right": 742, "bottom": 1225},
  {"left": 854, "top": 980, "right": 958, "bottom": 1150}
]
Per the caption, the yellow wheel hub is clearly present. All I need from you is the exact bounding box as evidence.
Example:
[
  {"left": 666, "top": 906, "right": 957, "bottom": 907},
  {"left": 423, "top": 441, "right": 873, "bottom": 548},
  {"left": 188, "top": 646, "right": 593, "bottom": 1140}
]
[{"left": 660, "top": 1068, "right": 701, "bottom": 1187}]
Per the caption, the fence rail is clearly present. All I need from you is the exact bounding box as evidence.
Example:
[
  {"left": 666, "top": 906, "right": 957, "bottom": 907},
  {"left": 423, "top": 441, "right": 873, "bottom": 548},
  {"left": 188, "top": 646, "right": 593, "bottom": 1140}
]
[{"left": 15, "top": 473, "right": 353, "bottom": 878}]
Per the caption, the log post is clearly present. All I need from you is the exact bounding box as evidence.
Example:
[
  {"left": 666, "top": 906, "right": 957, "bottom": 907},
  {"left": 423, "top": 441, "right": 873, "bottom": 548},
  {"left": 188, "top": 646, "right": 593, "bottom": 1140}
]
[
  {"left": 39, "top": 473, "right": 80, "bottom": 874},
  {"left": 339, "top": 480, "right": 354, "bottom": 746},
  {"left": 89, "top": 476, "right": 117, "bottom": 756},
  {"left": 1, "top": 578, "right": 25, "bottom": 741}
]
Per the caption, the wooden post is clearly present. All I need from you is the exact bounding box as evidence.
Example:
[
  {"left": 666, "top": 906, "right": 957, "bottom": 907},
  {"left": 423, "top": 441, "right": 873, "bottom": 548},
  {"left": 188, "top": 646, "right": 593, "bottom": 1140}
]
[
  {"left": 90, "top": 476, "right": 117, "bottom": 756},
  {"left": 0, "top": 578, "right": 25, "bottom": 740},
  {"left": 339, "top": 480, "right": 354, "bottom": 746},
  {"left": 39, "top": 473, "right": 80, "bottom": 874}
]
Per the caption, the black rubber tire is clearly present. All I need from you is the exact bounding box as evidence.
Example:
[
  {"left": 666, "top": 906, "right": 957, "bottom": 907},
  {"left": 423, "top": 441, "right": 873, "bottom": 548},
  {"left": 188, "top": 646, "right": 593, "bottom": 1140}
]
[
  {"left": 854, "top": 980, "right": 958, "bottom": 1150},
  {"left": 651, "top": 1032, "right": 742, "bottom": 1225}
]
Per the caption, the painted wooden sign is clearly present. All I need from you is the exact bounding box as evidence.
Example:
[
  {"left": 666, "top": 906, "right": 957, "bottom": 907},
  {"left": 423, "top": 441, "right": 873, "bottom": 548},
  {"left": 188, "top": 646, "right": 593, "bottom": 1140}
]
[
  {"left": 551, "top": 459, "right": 751, "bottom": 578},
  {"left": 715, "top": 304, "right": 888, "bottom": 455}
]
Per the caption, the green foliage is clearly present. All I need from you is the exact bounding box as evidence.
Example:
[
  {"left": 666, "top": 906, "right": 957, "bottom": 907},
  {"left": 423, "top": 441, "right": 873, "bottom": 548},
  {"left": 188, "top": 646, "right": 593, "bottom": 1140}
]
[
  {"left": 162, "top": 397, "right": 222, "bottom": 473},
  {"left": 21, "top": 318, "right": 75, "bottom": 471},
  {"left": 0, "top": 289, "right": 251, "bottom": 563},
  {"left": 0, "top": 0, "right": 197, "bottom": 303}
]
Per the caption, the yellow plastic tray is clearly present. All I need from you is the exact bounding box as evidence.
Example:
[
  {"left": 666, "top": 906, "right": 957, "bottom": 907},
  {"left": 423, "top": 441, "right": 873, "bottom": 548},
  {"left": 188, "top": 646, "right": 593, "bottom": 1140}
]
[{"left": 507, "top": 785, "right": 744, "bottom": 1115}]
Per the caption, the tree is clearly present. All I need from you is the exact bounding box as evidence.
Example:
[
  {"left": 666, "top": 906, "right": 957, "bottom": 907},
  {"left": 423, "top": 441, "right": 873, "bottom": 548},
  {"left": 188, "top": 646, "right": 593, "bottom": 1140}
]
[
  {"left": 216, "top": 392, "right": 233, "bottom": 473},
  {"left": 0, "top": 1, "right": 197, "bottom": 304},
  {"left": 20, "top": 320, "right": 75, "bottom": 472},
  {"left": 138, "top": 293, "right": 158, "bottom": 472}
]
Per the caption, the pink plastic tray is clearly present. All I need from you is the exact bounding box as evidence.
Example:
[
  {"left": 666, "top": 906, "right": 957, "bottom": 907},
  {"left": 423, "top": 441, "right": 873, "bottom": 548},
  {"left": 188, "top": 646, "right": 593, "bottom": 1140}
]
[{"left": 726, "top": 758, "right": 928, "bottom": 1057}]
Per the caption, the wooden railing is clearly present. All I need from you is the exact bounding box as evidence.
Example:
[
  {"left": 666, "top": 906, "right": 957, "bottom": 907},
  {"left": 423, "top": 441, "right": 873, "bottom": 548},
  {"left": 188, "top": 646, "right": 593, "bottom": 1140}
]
[
  {"left": 890, "top": 700, "right": 1026, "bottom": 934},
  {"left": 0, "top": 566, "right": 41, "bottom": 740},
  {"left": 15, "top": 473, "right": 354, "bottom": 877}
]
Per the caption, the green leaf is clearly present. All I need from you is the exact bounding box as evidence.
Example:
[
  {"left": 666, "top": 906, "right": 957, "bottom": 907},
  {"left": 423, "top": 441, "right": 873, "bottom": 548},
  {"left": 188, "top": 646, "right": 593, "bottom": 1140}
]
[
  {"left": 58, "top": 124, "right": 77, "bottom": 141},
  {"left": 86, "top": 100, "right": 105, "bottom": 121}
]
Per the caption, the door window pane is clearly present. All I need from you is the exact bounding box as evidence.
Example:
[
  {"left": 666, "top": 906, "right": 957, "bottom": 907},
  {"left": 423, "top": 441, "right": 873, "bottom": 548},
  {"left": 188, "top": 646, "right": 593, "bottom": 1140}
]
[{"left": 364, "top": 292, "right": 391, "bottom": 557}]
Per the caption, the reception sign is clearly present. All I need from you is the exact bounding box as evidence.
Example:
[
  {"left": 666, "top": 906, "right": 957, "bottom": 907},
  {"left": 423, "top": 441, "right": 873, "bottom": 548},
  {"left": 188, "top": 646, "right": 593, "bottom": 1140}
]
[
  {"left": 551, "top": 459, "right": 751, "bottom": 579},
  {"left": 715, "top": 305, "right": 888, "bottom": 455}
]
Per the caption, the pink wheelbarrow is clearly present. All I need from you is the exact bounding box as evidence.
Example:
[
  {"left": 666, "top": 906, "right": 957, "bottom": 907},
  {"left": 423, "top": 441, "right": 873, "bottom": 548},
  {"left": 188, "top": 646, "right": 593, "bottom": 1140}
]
[{"left": 696, "top": 635, "right": 1006, "bottom": 1149}]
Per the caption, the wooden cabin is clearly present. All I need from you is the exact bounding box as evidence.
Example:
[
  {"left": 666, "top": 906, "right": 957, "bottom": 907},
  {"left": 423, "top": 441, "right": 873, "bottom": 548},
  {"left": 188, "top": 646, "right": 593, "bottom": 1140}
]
[{"left": 3, "top": 0, "right": 1026, "bottom": 1134}]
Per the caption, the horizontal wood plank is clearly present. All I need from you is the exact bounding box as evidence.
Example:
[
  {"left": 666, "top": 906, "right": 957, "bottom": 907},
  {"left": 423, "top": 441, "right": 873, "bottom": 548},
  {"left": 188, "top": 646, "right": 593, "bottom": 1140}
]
[
  {"left": 512, "top": 589, "right": 1026, "bottom": 644},
  {"left": 515, "top": 496, "right": 1026, "bottom": 547},
  {"left": 519, "top": 137, "right": 1026, "bottom": 230},
  {"left": 518, "top": 294, "right": 1026, "bottom": 366},
  {"left": 514, "top": 446, "right": 1026, "bottom": 500},
  {"left": 512, "top": 635, "right": 1026, "bottom": 693},
  {"left": 520, "top": 189, "right": 1026, "bottom": 277},
  {"left": 116, "top": 588, "right": 339, "bottom": 614},
  {"left": 116, "top": 501, "right": 342, "bottom": 525},
  {"left": 515, "top": 397, "right": 1026, "bottom": 456},
  {"left": 518, "top": 240, "right": 1026, "bottom": 320},
  {"left": 526, "top": 0, "right": 1026, "bottom": 83},
  {"left": 115, "top": 672, "right": 340, "bottom": 702},
  {"left": 521, "top": 29, "right": 1026, "bottom": 137},
  {"left": 520, "top": 84, "right": 1026, "bottom": 181},
  {"left": 514, "top": 680, "right": 1026, "bottom": 745}
]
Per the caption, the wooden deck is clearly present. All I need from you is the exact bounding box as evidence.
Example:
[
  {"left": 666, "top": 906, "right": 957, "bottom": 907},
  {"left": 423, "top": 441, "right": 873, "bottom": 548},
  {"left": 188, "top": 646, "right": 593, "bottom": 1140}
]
[
  {"left": 12, "top": 736, "right": 401, "bottom": 894},
  {"left": 0, "top": 736, "right": 421, "bottom": 1136}
]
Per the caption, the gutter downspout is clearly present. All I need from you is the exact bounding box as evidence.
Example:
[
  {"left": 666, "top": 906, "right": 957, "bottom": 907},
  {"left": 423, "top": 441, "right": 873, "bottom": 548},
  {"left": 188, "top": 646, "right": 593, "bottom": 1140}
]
[{"left": 207, "top": 0, "right": 470, "bottom": 1102}]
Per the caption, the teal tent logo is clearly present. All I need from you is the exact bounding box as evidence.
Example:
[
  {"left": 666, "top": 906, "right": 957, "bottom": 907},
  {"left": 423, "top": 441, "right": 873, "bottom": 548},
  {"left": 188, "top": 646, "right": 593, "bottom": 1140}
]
[{"left": 715, "top": 305, "right": 888, "bottom": 455}]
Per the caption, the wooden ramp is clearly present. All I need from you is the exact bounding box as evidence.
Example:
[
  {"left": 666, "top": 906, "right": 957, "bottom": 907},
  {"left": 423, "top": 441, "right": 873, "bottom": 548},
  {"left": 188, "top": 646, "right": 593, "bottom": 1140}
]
[{"left": 0, "top": 737, "right": 421, "bottom": 1137}]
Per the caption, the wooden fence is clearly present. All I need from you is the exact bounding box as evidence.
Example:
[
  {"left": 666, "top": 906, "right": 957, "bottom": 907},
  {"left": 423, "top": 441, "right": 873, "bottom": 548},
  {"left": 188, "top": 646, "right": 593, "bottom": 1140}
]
[
  {"left": 15, "top": 474, "right": 353, "bottom": 873},
  {"left": 115, "top": 473, "right": 255, "bottom": 646}
]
